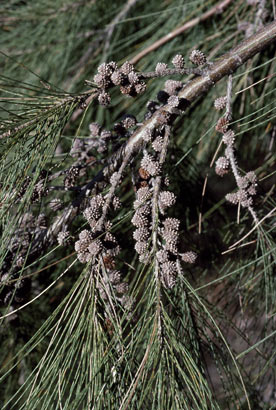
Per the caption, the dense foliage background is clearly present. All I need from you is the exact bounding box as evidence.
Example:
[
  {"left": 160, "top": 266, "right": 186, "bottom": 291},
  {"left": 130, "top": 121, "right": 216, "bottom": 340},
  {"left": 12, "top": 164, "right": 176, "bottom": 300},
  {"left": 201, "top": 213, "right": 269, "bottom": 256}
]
[{"left": 0, "top": 0, "right": 276, "bottom": 408}]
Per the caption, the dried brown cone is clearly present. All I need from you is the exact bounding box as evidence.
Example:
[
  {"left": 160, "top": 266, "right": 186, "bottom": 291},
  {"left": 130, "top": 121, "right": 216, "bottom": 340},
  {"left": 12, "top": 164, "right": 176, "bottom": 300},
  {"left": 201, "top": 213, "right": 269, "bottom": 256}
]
[
  {"left": 139, "top": 167, "right": 150, "bottom": 180},
  {"left": 104, "top": 317, "right": 114, "bottom": 336},
  {"left": 139, "top": 181, "right": 149, "bottom": 188},
  {"left": 120, "top": 84, "right": 134, "bottom": 96},
  {"left": 216, "top": 116, "right": 229, "bottom": 133},
  {"left": 103, "top": 255, "right": 116, "bottom": 270}
]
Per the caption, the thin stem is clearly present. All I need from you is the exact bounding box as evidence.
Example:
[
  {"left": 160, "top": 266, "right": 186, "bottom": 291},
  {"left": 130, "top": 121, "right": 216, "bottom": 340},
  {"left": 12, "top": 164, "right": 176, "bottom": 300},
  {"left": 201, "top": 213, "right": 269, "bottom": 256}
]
[
  {"left": 226, "top": 74, "right": 233, "bottom": 119},
  {"left": 98, "top": 148, "right": 133, "bottom": 231},
  {"left": 130, "top": 0, "right": 234, "bottom": 64},
  {"left": 224, "top": 73, "right": 259, "bottom": 224},
  {"left": 151, "top": 126, "right": 171, "bottom": 340},
  {"left": 141, "top": 67, "right": 204, "bottom": 78}
]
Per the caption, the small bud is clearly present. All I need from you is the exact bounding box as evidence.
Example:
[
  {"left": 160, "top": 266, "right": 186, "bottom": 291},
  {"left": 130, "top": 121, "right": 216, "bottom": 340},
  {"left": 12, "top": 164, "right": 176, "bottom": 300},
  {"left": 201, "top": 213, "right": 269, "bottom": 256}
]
[
  {"left": 167, "top": 95, "right": 180, "bottom": 108},
  {"left": 88, "top": 239, "right": 102, "bottom": 256},
  {"left": 112, "top": 196, "right": 121, "bottom": 210},
  {"left": 152, "top": 136, "right": 164, "bottom": 152},
  {"left": 135, "top": 241, "right": 148, "bottom": 255},
  {"left": 128, "top": 71, "right": 139, "bottom": 84},
  {"left": 189, "top": 49, "right": 207, "bottom": 66},
  {"left": 57, "top": 231, "right": 70, "bottom": 246},
  {"left": 214, "top": 96, "right": 227, "bottom": 110},
  {"left": 135, "top": 82, "right": 146, "bottom": 94},
  {"left": 247, "top": 185, "right": 257, "bottom": 196},
  {"left": 120, "top": 61, "right": 134, "bottom": 75},
  {"left": 155, "top": 62, "right": 168, "bottom": 75},
  {"left": 156, "top": 249, "right": 169, "bottom": 263},
  {"left": 70, "top": 138, "right": 84, "bottom": 157},
  {"left": 245, "top": 171, "right": 257, "bottom": 184},
  {"left": 161, "top": 261, "right": 177, "bottom": 288},
  {"left": 163, "top": 217, "right": 180, "bottom": 231},
  {"left": 164, "top": 80, "right": 183, "bottom": 95},
  {"left": 164, "top": 176, "right": 170, "bottom": 186},
  {"left": 131, "top": 212, "right": 148, "bottom": 228},
  {"left": 172, "top": 54, "right": 185, "bottom": 69},
  {"left": 142, "top": 128, "right": 154, "bottom": 142},
  {"left": 121, "top": 114, "right": 137, "bottom": 129},
  {"left": 226, "top": 190, "right": 252, "bottom": 207},
  {"left": 16, "top": 256, "right": 25, "bottom": 268},
  {"left": 98, "top": 91, "right": 111, "bottom": 106},
  {"left": 215, "top": 156, "right": 229, "bottom": 177},
  {"left": 139, "top": 252, "right": 150, "bottom": 264},
  {"left": 108, "top": 270, "right": 121, "bottom": 284},
  {"left": 106, "top": 61, "right": 117, "bottom": 72},
  {"left": 237, "top": 176, "right": 249, "bottom": 189},
  {"left": 133, "top": 228, "right": 150, "bottom": 242},
  {"left": 159, "top": 191, "right": 176, "bottom": 210},
  {"left": 94, "top": 73, "right": 109, "bottom": 88},
  {"left": 79, "top": 229, "right": 94, "bottom": 243},
  {"left": 180, "top": 251, "right": 197, "bottom": 264},
  {"left": 64, "top": 166, "right": 80, "bottom": 188},
  {"left": 120, "top": 84, "right": 133, "bottom": 96},
  {"left": 37, "top": 213, "right": 47, "bottom": 229},
  {"left": 136, "top": 186, "right": 151, "bottom": 202},
  {"left": 111, "top": 70, "right": 123, "bottom": 85},
  {"left": 110, "top": 171, "right": 121, "bottom": 186},
  {"left": 140, "top": 153, "right": 161, "bottom": 176},
  {"left": 156, "top": 110, "right": 176, "bottom": 126},
  {"left": 115, "top": 282, "right": 129, "bottom": 294},
  {"left": 97, "top": 62, "right": 112, "bottom": 76}
]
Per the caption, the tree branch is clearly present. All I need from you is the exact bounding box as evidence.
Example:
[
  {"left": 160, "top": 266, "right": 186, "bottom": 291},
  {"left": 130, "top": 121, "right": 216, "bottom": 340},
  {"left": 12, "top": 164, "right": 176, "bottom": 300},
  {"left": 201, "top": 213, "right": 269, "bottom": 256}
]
[
  {"left": 125, "top": 20, "right": 276, "bottom": 155},
  {"left": 33, "top": 20, "right": 276, "bottom": 257}
]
